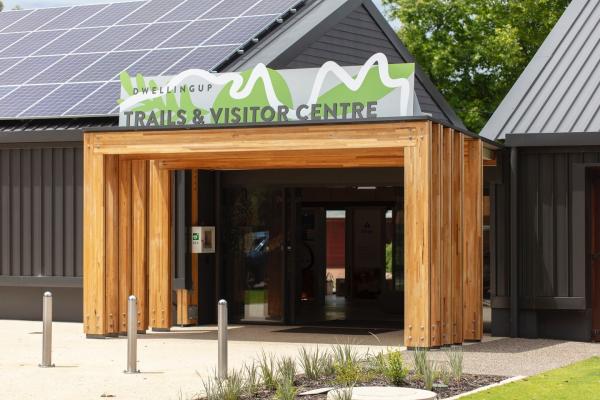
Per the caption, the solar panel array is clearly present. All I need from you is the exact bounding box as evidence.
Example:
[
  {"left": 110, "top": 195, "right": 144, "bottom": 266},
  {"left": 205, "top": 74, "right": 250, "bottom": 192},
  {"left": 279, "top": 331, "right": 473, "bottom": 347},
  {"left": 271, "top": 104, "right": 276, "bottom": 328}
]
[{"left": 0, "top": 0, "right": 302, "bottom": 119}]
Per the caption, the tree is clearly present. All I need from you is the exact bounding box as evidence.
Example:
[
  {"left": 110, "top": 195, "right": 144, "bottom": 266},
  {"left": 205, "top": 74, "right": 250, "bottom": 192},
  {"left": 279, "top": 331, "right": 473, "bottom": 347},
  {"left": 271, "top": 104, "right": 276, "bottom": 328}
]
[
  {"left": 0, "top": 1, "right": 3, "bottom": 12},
  {"left": 382, "top": 0, "right": 570, "bottom": 132}
]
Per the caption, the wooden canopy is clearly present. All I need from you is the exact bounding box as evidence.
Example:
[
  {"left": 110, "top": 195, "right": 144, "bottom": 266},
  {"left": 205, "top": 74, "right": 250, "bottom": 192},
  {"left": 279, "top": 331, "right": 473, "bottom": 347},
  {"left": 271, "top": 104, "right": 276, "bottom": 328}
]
[{"left": 83, "top": 119, "right": 487, "bottom": 347}]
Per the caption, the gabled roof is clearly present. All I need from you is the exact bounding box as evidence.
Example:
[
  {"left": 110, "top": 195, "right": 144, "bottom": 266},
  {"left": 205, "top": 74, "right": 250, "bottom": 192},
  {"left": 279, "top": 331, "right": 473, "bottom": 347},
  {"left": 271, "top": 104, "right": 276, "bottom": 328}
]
[
  {"left": 481, "top": 0, "right": 600, "bottom": 142},
  {"left": 0, "top": 0, "right": 466, "bottom": 140}
]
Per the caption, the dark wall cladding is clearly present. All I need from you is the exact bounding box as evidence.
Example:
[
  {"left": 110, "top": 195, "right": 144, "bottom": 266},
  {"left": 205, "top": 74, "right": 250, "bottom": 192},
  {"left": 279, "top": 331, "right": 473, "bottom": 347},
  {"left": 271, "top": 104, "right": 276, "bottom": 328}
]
[
  {"left": 491, "top": 147, "right": 600, "bottom": 311},
  {"left": 0, "top": 144, "right": 83, "bottom": 278}
]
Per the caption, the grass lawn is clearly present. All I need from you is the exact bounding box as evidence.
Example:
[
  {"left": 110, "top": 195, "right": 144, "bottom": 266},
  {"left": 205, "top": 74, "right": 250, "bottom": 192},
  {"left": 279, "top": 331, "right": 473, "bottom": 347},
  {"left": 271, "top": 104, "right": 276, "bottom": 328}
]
[{"left": 463, "top": 356, "right": 600, "bottom": 399}]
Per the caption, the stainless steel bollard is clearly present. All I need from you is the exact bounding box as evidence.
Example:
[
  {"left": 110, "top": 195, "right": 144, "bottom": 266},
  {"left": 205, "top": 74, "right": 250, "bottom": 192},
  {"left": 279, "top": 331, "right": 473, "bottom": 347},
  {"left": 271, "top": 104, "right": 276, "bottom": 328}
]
[
  {"left": 39, "top": 291, "right": 54, "bottom": 368},
  {"left": 218, "top": 299, "right": 228, "bottom": 379},
  {"left": 124, "top": 295, "right": 139, "bottom": 374}
]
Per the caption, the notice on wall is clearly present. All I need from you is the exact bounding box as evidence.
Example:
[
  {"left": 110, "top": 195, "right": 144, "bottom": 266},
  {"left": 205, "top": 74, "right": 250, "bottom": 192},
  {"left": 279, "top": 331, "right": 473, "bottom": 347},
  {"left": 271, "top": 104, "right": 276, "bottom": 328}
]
[{"left": 118, "top": 53, "right": 418, "bottom": 128}]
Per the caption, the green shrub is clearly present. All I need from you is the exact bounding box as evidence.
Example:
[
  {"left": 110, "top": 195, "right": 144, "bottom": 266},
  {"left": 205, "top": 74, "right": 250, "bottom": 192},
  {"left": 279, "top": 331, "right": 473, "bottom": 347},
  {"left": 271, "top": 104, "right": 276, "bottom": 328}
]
[
  {"left": 437, "top": 361, "right": 452, "bottom": 386},
  {"left": 421, "top": 360, "right": 437, "bottom": 391},
  {"left": 329, "top": 386, "right": 353, "bottom": 400},
  {"left": 298, "top": 346, "right": 323, "bottom": 380},
  {"left": 258, "top": 351, "right": 277, "bottom": 390},
  {"left": 333, "top": 359, "right": 363, "bottom": 386},
  {"left": 274, "top": 375, "right": 298, "bottom": 400},
  {"left": 331, "top": 343, "right": 362, "bottom": 366},
  {"left": 277, "top": 356, "right": 297, "bottom": 384},
  {"left": 383, "top": 350, "right": 408, "bottom": 386},
  {"left": 201, "top": 369, "right": 245, "bottom": 400},
  {"left": 243, "top": 362, "right": 261, "bottom": 397},
  {"left": 445, "top": 345, "right": 464, "bottom": 381},
  {"left": 320, "top": 352, "right": 336, "bottom": 377}
]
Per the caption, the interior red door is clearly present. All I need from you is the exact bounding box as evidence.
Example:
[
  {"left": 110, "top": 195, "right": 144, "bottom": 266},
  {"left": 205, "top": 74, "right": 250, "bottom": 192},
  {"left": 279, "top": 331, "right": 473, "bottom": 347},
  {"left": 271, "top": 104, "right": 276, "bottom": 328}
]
[{"left": 591, "top": 171, "right": 600, "bottom": 341}]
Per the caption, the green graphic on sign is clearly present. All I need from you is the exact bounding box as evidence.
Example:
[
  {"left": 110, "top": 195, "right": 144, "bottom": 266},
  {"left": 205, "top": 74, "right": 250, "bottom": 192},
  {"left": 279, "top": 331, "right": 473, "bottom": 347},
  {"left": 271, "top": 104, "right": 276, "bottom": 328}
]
[{"left": 192, "top": 233, "right": 200, "bottom": 241}]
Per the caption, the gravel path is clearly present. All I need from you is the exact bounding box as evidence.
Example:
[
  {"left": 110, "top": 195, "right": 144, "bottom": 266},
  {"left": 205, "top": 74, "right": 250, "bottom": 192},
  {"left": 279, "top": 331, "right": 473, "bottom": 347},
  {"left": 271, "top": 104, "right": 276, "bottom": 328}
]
[{"left": 404, "top": 337, "right": 600, "bottom": 377}]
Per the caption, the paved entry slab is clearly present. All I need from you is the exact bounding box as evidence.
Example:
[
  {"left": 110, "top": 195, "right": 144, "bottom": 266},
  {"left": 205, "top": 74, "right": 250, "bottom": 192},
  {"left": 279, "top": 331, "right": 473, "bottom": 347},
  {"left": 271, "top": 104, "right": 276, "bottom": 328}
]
[{"left": 327, "top": 387, "right": 437, "bottom": 400}]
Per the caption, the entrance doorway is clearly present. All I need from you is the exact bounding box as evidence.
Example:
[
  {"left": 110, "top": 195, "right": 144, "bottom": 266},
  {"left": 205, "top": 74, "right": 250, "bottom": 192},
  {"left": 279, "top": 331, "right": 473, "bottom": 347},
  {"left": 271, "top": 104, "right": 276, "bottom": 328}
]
[{"left": 590, "top": 169, "right": 600, "bottom": 341}]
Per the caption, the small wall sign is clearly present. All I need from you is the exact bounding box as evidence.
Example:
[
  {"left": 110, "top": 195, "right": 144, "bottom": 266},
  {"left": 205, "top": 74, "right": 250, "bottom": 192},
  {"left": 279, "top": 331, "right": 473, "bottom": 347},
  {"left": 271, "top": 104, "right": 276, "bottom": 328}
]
[{"left": 190, "top": 226, "right": 215, "bottom": 254}]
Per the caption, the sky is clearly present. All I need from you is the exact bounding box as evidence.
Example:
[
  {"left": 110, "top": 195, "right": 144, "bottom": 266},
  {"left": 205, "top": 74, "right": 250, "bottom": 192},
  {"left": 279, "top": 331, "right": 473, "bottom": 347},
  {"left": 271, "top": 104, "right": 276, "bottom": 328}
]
[{"left": 3, "top": 0, "right": 395, "bottom": 26}]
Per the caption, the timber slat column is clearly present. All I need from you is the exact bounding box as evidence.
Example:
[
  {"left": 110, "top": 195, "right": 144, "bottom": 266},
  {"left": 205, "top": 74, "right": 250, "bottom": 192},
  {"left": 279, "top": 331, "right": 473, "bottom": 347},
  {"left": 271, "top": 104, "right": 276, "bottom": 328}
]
[
  {"left": 104, "top": 155, "right": 120, "bottom": 335},
  {"left": 118, "top": 158, "right": 132, "bottom": 334},
  {"left": 463, "top": 139, "right": 484, "bottom": 341},
  {"left": 404, "top": 122, "right": 432, "bottom": 348},
  {"left": 131, "top": 160, "right": 149, "bottom": 332},
  {"left": 430, "top": 123, "right": 443, "bottom": 347},
  {"left": 440, "top": 128, "right": 454, "bottom": 345},
  {"left": 83, "top": 134, "right": 106, "bottom": 336},
  {"left": 149, "top": 160, "right": 172, "bottom": 331},
  {"left": 452, "top": 133, "right": 464, "bottom": 344}
]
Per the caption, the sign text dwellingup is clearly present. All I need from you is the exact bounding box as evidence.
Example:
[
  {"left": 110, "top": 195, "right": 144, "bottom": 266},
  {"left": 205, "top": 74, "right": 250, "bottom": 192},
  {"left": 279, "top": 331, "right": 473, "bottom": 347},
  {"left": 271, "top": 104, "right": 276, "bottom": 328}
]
[{"left": 118, "top": 53, "right": 417, "bottom": 128}]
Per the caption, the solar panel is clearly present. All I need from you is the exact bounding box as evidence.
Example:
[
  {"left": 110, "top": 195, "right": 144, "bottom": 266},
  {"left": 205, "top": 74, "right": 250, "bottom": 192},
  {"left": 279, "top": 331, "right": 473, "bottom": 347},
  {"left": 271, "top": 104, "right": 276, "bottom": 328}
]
[
  {"left": 3, "top": 8, "right": 70, "bottom": 33},
  {"left": 0, "top": 0, "right": 303, "bottom": 119},
  {"left": 116, "top": 22, "right": 183, "bottom": 51},
  {"left": 159, "top": 19, "right": 233, "bottom": 49},
  {"left": 0, "top": 56, "right": 63, "bottom": 85},
  {"left": 159, "top": 0, "right": 216, "bottom": 22},
  {"left": 118, "top": 0, "right": 183, "bottom": 25},
  {"left": 76, "top": 25, "right": 146, "bottom": 53},
  {"left": 163, "top": 45, "right": 237, "bottom": 74},
  {"left": 66, "top": 81, "right": 121, "bottom": 116},
  {"left": 38, "top": 4, "right": 108, "bottom": 30},
  {"left": 203, "top": 0, "right": 260, "bottom": 19},
  {"left": 72, "top": 51, "right": 146, "bottom": 82},
  {"left": 30, "top": 54, "right": 101, "bottom": 84},
  {"left": 205, "top": 15, "right": 275, "bottom": 45},
  {"left": 0, "top": 30, "right": 67, "bottom": 57},
  {"left": 78, "top": 1, "right": 145, "bottom": 28},
  {"left": 34, "top": 28, "right": 105, "bottom": 56},
  {"left": 0, "top": 10, "right": 33, "bottom": 31},
  {"left": 20, "top": 83, "right": 99, "bottom": 117},
  {"left": 0, "top": 84, "right": 58, "bottom": 117}
]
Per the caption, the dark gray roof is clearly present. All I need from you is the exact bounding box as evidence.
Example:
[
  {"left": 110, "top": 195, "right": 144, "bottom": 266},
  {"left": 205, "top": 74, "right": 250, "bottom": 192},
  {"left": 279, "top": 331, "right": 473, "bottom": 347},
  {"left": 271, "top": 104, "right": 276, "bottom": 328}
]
[{"left": 481, "top": 0, "right": 600, "bottom": 141}]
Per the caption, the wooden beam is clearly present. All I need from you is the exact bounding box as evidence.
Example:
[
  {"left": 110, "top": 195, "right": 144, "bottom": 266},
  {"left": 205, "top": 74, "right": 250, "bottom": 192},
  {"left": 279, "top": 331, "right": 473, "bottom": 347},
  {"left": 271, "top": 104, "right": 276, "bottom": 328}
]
[
  {"left": 118, "top": 158, "right": 132, "bottom": 334},
  {"left": 149, "top": 160, "right": 172, "bottom": 330},
  {"left": 430, "top": 123, "right": 442, "bottom": 347},
  {"left": 463, "top": 138, "right": 484, "bottom": 341},
  {"left": 83, "top": 134, "right": 106, "bottom": 336},
  {"left": 440, "top": 128, "right": 453, "bottom": 345},
  {"left": 451, "top": 133, "right": 464, "bottom": 344},
  {"left": 131, "top": 160, "right": 148, "bottom": 332},
  {"left": 404, "top": 122, "right": 431, "bottom": 348},
  {"left": 104, "top": 155, "right": 119, "bottom": 335}
]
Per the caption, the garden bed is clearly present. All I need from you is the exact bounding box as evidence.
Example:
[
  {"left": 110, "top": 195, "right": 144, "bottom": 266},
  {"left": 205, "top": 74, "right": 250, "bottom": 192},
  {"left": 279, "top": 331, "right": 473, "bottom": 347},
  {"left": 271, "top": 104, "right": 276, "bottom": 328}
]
[{"left": 196, "top": 345, "right": 509, "bottom": 400}]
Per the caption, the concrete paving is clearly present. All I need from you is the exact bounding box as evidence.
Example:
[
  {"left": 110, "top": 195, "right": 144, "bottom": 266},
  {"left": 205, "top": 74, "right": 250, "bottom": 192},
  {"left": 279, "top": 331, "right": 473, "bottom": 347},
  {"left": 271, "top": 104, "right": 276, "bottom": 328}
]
[{"left": 1, "top": 320, "right": 599, "bottom": 400}]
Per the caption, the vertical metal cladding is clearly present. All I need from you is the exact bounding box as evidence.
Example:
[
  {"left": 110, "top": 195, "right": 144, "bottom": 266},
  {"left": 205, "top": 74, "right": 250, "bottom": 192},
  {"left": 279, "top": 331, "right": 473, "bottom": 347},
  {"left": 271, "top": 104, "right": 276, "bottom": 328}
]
[{"left": 0, "top": 144, "right": 83, "bottom": 278}]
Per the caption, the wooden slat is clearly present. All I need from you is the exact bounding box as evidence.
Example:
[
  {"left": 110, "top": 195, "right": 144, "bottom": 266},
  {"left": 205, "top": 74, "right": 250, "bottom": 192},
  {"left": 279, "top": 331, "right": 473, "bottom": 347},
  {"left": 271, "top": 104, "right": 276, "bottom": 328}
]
[
  {"left": 149, "top": 160, "right": 171, "bottom": 330},
  {"left": 118, "top": 158, "right": 132, "bottom": 333},
  {"left": 451, "top": 133, "right": 464, "bottom": 344},
  {"left": 131, "top": 160, "right": 148, "bottom": 332},
  {"left": 430, "top": 123, "right": 442, "bottom": 347},
  {"left": 104, "top": 155, "right": 119, "bottom": 335},
  {"left": 440, "top": 128, "right": 453, "bottom": 345},
  {"left": 83, "top": 134, "right": 106, "bottom": 335},
  {"left": 463, "top": 138, "right": 483, "bottom": 341},
  {"left": 177, "top": 170, "right": 199, "bottom": 326},
  {"left": 404, "top": 122, "right": 431, "bottom": 348}
]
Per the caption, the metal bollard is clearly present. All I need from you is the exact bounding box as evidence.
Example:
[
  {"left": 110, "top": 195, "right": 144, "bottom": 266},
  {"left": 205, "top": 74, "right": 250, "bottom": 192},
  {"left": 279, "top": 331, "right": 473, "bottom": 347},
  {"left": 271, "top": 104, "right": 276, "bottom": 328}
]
[
  {"left": 218, "top": 299, "right": 228, "bottom": 379},
  {"left": 124, "top": 295, "right": 139, "bottom": 374},
  {"left": 39, "top": 291, "right": 54, "bottom": 368}
]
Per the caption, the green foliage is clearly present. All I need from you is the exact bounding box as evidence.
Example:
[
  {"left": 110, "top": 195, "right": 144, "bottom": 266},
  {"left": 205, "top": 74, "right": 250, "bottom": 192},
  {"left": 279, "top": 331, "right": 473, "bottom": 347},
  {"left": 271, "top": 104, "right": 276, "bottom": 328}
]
[
  {"left": 201, "top": 369, "right": 245, "bottom": 400},
  {"left": 330, "top": 387, "right": 354, "bottom": 400},
  {"left": 258, "top": 351, "right": 277, "bottom": 390},
  {"left": 383, "top": 350, "right": 408, "bottom": 386},
  {"left": 274, "top": 376, "right": 298, "bottom": 400},
  {"left": 412, "top": 347, "right": 429, "bottom": 377},
  {"left": 437, "top": 362, "right": 453, "bottom": 386},
  {"left": 276, "top": 356, "right": 297, "bottom": 384},
  {"left": 298, "top": 346, "right": 330, "bottom": 380},
  {"left": 445, "top": 345, "right": 464, "bottom": 382},
  {"left": 421, "top": 359, "right": 437, "bottom": 391},
  {"left": 333, "top": 358, "right": 363, "bottom": 387},
  {"left": 242, "top": 362, "right": 261, "bottom": 397},
  {"left": 382, "top": 0, "right": 570, "bottom": 132}
]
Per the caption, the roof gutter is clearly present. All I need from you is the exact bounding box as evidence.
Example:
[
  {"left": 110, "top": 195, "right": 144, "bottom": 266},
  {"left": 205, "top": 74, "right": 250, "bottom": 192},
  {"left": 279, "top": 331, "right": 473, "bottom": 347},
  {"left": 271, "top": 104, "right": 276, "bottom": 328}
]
[{"left": 505, "top": 132, "right": 600, "bottom": 147}]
